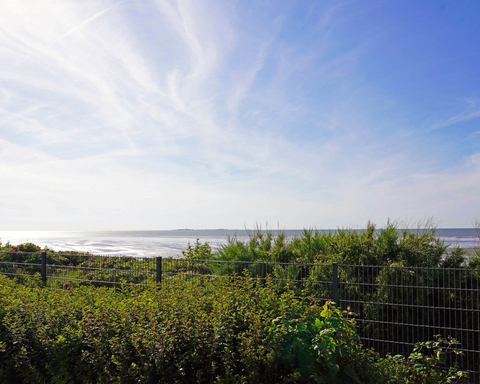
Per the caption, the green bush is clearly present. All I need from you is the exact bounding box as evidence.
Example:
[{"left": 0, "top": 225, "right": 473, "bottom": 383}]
[
  {"left": 181, "top": 239, "right": 213, "bottom": 260},
  {"left": 191, "top": 221, "right": 455, "bottom": 268},
  {"left": 0, "top": 276, "right": 468, "bottom": 384},
  {"left": 375, "top": 335, "right": 468, "bottom": 384}
]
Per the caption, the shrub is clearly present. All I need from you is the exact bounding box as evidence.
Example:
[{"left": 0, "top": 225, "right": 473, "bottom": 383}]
[
  {"left": 375, "top": 335, "right": 468, "bottom": 384},
  {"left": 181, "top": 239, "right": 213, "bottom": 260},
  {"left": 0, "top": 276, "right": 468, "bottom": 383}
]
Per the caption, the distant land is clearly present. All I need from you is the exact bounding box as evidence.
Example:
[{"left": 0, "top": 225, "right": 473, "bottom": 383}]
[{"left": 173, "top": 228, "right": 230, "bottom": 231}]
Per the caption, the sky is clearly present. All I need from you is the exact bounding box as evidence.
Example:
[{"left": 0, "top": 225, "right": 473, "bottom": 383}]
[{"left": 0, "top": 0, "right": 479, "bottom": 230}]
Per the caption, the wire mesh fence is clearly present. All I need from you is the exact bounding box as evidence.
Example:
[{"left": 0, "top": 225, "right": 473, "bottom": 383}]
[
  {"left": 1, "top": 251, "right": 479, "bottom": 381},
  {"left": 46, "top": 254, "right": 158, "bottom": 287},
  {"left": 0, "top": 251, "right": 43, "bottom": 282},
  {"left": 0, "top": 251, "right": 157, "bottom": 287},
  {"left": 337, "top": 265, "right": 480, "bottom": 380},
  {"left": 161, "top": 258, "right": 334, "bottom": 301}
]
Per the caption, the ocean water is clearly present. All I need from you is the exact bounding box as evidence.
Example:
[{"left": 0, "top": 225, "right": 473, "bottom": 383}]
[{"left": 0, "top": 229, "right": 478, "bottom": 258}]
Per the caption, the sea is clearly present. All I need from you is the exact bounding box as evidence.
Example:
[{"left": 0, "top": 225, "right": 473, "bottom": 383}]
[{"left": 0, "top": 229, "right": 478, "bottom": 258}]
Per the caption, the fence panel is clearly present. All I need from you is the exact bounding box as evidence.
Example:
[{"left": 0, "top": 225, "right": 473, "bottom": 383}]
[
  {"left": 160, "top": 258, "right": 334, "bottom": 302},
  {"left": 45, "top": 253, "right": 157, "bottom": 287},
  {"left": 338, "top": 264, "right": 480, "bottom": 381},
  {"left": 0, "top": 251, "right": 42, "bottom": 282},
  {"left": 0, "top": 251, "right": 157, "bottom": 287}
]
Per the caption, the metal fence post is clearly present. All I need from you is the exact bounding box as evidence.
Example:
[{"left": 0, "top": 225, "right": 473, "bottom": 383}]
[
  {"left": 332, "top": 262, "right": 338, "bottom": 304},
  {"left": 41, "top": 252, "right": 47, "bottom": 284},
  {"left": 156, "top": 257, "right": 162, "bottom": 284}
]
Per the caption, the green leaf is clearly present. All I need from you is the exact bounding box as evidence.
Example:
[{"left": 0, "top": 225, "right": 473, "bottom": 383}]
[{"left": 343, "top": 365, "right": 362, "bottom": 384}]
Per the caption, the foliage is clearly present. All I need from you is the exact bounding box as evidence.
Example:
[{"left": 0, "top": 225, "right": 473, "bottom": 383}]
[
  {"left": 377, "top": 335, "right": 468, "bottom": 384},
  {"left": 181, "top": 238, "right": 213, "bottom": 260},
  {"left": 0, "top": 276, "right": 346, "bottom": 383},
  {"left": 0, "top": 221, "right": 478, "bottom": 381},
  {"left": 205, "top": 221, "right": 459, "bottom": 269},
  {"left": 0, "top": 276, "right": 468, "bottom": 383},
  {"left": 441, "top": 247, "right": 468, "bottom": 269},
  {"left": 273, "top": 301, "right": 367, "bottom": 383}
]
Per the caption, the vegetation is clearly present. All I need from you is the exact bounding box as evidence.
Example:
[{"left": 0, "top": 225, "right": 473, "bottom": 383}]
[
  {"left": 182, "top": 221, "right": 479, "bottom": 268},
  {"left": 0, "top": 275, "right": 468, "bottom": 383},
  {"left": 178, "top": 221, "right": 480, "bottom": 381},
  {"left": 0, "top": 221, "right": 478, "bottom": 381}
]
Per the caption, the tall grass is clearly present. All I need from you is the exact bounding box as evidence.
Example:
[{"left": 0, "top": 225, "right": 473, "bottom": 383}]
[{"left": 190, "top": 221, "right": 478, "bottom": 269}]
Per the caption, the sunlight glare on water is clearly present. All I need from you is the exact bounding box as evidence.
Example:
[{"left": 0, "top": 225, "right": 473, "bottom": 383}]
[{"left": 0, "top": 229, "right": 478, "bottom": 257}]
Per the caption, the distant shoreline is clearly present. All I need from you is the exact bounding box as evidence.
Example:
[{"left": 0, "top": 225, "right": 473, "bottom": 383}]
[{"left": 0, "top": 229, "right": 477, "bottom": 258}]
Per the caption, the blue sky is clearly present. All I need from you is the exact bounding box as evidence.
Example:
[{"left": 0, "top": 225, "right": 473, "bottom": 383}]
[{"left": 0, "top": 0, "right": 479, "bottom": 230}]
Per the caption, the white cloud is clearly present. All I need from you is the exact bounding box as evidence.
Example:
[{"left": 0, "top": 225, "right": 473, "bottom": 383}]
[
  {"left": 0, "top": 0, "right": 478, "bottom": 230},
  {"left": 428, "top": 98, "right": 480, "bottom": 131}
]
